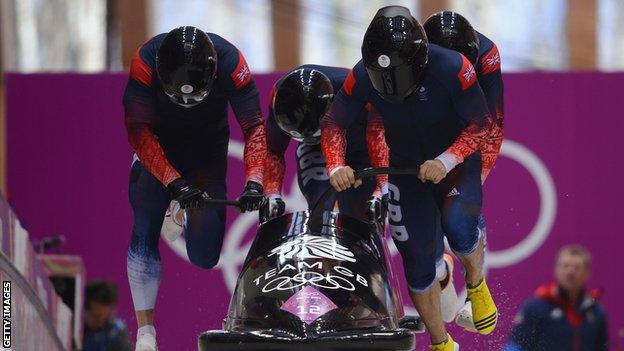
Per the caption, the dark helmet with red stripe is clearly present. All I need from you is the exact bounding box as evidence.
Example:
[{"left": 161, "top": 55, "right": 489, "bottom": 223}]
[
  {"left": 272, "top": 68, "right": 334, "bottom": 144},
  {"left": 362, "top": 6, "right": 428, "bottom": 103},
  {"left": 423, "top": 11, "right": 480, "bottom": 66},
  {"left": 156, "top": 26, "right": 217, "bottom": 108}
]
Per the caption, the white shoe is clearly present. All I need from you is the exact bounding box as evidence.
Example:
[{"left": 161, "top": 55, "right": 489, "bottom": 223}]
[
  {"left": 455, "top": 300, "right": 478, "bottom": 333},
  {"left": 135, "top": 332, "right": 158, "bottom": 351},
  {"left": 161, "top": 201, "right": 185, "bottom": 242},
  {"left": 439, "top": 254, "right": 459, "bottom": 323}
]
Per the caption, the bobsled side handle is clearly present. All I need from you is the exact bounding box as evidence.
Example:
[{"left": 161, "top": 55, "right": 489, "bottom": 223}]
[{"left": 203, "top": 198, "right": 241, "bottom": 207}]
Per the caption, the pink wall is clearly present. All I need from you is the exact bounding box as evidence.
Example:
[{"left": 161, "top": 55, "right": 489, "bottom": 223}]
[{"left": 6, "top": 72, "right": 624, "bottom": 350}]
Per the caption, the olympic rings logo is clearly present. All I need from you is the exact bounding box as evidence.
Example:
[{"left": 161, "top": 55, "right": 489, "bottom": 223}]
[{"left": 261, "top": 271, "right": 356, "bottom": 292}]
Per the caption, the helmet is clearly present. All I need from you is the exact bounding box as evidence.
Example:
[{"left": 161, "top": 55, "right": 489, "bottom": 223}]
[
  {"left": 156, "top": 26, "right": 217, "bottom": 108},
  {"left": 423, "top": 11, "right": 480, "bottom": 66},
  {"left": 272, "top": 68, "right": 334, "bottom": 144},
  {"left": 362, "top": 6, "right": 428, "bottom": 103}
]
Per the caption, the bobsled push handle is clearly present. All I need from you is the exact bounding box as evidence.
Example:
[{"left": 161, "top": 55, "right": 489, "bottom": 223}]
[
  {"left": 309, "top": 167, "right": 421, "bottom": 229},
  {"left": 202, "top": 198, "right": 240, "bottom": 207}
]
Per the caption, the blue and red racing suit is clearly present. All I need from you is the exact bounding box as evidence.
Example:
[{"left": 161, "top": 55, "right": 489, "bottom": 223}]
[
  {"left": 321, "top": 44, "right": 492, "bottom": 291},
  {"left": 122, "top": 32, "right": 266, "bottom": 310}
]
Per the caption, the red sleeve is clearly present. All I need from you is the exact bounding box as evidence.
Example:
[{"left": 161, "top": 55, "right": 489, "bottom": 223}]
[
  {"left": 320, "top": 112, "right": 347, "bottom": 174},
  {"left": 264, "top": 149, "right": 286, "bottom": 196},
  {"left": 478, "top": 44, "right": 504, "bottom": 182},
  {"left": 226, "top": 49, "right": 267, "bottom": 185},
  {"left": 438, "top": 117, "right": 492, "bottom": 173},
  {"left": 480, "top": 107, "right": 504, "bottom": 182},
  {"left": 365, "top": 104, "right": 389, "bottom": 194},
  {"left": 238, "top": 117, "right": 266, "bottom": 184},
  {"left": 437, "top": 55, "right": 492, "bottom": 172},
  {"left": 264, "top": 85, "right": 289, "bottom": 196},
  {"left": 125, "top": 119, "right": 181, "bottom": 186}
]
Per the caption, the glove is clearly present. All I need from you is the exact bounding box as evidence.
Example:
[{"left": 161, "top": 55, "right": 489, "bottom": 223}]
[
  {"left": 260, "top": 196, "right": 286, "bottom": 222},
  {"left": 168, "top": 178, "right": 210, "bottom": 210},
  {"left": 365, "top": 194, "right": 388, "bottom": 223},
  {"left": 237, "top": 181, "right": 265, "bottom": 212}
]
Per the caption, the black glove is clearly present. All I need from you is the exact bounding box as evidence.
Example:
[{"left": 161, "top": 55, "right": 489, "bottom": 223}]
[
  {"left": 365, "top": 194, "right": 389, "bottom": 223},
  {"left": 237, "top": 181, "right": 265, "bottom": 212},
  {"left": 259, "top": 196, "right": 286, "bottom": 222},
  {"left": 168, "top": 178, "right": 210, "bottom": 210}
]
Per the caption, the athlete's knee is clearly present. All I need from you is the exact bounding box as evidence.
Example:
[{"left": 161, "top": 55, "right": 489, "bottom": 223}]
[
  {"left": 406, "top": 267, "right": 437, "bottom": 293},
  {"left": 403, "top": 255, "right": 437, "bottom": 293},
  {"left": 442, "top": 203, "right": 480, "bottom": 255}
]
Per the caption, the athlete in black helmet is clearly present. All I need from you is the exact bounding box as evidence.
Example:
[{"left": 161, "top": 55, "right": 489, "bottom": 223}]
[
  {"left": 423, "top": 11, "right": 504, "bottom": 184},
  {"left": 123, "top": 26, "right": 266, "bottom": 351},
  {"left": 424, "top": 11, "right": 505, "bottom": 332},
  {"left": 361, "top": 6, "right": 429, "bottom": 103},
  {"left": 263, "top": 65, "right": 388, "bottom": 222},
  {"left": 322, "top": 7, "right": 497, "bottom": 349},
  {"left": 156, "top": 27, "right": 218, "bottom": 107},
  {"left": 272, "top": 68, "right": 332, "bottom": 144},
  {"left": 423, "top": 11, "right": 480, "bottom": 66}
]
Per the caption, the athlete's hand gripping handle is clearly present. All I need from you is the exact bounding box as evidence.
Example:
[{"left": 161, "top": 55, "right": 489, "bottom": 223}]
[
  {"left": 237, "top": 181, "right": 266, "bottom": 213},
  {"left": 168, "top": 178, "right": 211, "bottom": 210}
]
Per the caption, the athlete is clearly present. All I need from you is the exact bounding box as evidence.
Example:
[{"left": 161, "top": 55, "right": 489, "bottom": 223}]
[
  {"left": 321, "top": 6, "right": 497, "bottom": 350},
  {"left": 423, "top": 10, "right": 505, "bottom": 330},
  {"left": 123, "top": 26, "right": 266, "bottom": 351},
  {"left": 263, "top": 65, "right": 388, "bottom": 222}
]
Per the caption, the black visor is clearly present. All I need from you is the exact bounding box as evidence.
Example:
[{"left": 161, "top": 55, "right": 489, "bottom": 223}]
[
  {"left": 362, "top": 6, "right": 428, "bottom": 103},
  {"left": 273, "top": 68, "right": 334, "bottom": 142},
  {"left": 157, "top": 26, "right": 217, "bottom": 107}
]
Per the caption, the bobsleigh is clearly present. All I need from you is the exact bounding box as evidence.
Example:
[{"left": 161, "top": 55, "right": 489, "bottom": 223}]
[{"left": 199, "top": 168, "right": 421, "bottom": 351}]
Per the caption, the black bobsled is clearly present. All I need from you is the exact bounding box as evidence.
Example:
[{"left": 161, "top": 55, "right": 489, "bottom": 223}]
[{"left": 199, "top": 168, "right": 421, "bottom": 351}]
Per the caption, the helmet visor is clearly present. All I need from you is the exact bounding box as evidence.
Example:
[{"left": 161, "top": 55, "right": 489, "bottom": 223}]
[{"left": 365, "top": 64, "right": 421, "bottom": 103}]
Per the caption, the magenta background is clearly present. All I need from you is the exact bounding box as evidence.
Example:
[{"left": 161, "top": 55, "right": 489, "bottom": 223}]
[{"left": 6, "top": 72, "right": 624, "bottom": 350}]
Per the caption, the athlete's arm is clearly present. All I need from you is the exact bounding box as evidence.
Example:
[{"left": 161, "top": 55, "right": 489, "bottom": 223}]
[
  {"left": 321, "top": 68, "right": 369, "bottom": 191},
  {"left": 264, "top": 85, "right": 290, "bottom": 197},
  {"left": 436, "top": 55, "right": 493, "bottom": 173},
  {"left": 365, "top": 105, "right": 389, "bottom": 196},
  {"left": 477, "top": 43, "right": 505, "bottom": 182},
  {"left": 224, "top": 49, "right": 267, "bottom": 186},
  {"left": 123, "top": 47, "right": 181, "bottom": 186}
]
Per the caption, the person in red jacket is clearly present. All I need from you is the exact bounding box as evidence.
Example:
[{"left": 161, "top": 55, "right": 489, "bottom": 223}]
[{"left": 506, "top": 245, "right": 608, "bottom": 351}]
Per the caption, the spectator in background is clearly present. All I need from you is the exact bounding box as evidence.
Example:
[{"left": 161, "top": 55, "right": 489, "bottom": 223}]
[
  {"left": 505, "top": 245, "right": 608, "bottom": 351},
  {"left": 83, "top": 280, "right": 131, "bottom": 351}
]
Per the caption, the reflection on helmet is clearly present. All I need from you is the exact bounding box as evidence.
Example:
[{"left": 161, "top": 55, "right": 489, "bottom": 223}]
[
  {"left": 362, "top": 6, "right": 428, "bottom": 103},
  {"left": 156, "top": 26, "right": 217, "bottom": 108},
  {"left": 273, "top": 68, "right": 334, "bottom": 143},
  {"left": 424, "top": 11, "right": 480, "bottom": 66}
]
